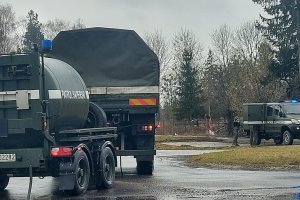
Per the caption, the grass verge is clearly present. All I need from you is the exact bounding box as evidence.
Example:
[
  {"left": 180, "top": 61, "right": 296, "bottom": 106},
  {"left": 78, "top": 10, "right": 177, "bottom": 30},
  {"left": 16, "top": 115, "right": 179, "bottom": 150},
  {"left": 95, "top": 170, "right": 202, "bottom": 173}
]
[
  {"left": 190, "top": 145, "right": 300, "bottom": 170},
  {"left": 155, "top": 135, "right": 222, "bottom": 143},
  {"left": 155, "top": 142, "right": 227, "bottom": 150},
  {"left": 155, "top": 135, "right": 225, "bottom": 150}
]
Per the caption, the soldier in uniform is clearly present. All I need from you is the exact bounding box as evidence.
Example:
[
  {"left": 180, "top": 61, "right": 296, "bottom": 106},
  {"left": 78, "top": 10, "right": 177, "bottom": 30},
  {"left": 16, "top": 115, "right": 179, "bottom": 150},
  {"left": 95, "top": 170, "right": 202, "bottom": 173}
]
[{"left": 232, "top": 117, "right": 240, "bottom": 146}]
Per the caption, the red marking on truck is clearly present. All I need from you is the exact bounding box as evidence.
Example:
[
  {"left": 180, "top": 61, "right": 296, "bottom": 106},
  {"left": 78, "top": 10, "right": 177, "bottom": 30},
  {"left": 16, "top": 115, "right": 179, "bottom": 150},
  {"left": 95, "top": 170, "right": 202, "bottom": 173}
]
[{"left": 129, "top": 98, "right": 157, "bottom": 106}]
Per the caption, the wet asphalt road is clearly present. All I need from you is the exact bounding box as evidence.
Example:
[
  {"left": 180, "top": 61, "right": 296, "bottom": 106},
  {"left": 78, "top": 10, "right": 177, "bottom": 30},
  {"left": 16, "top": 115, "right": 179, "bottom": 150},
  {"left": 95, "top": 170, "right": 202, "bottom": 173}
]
[{"left": 1, "top": 150, "right": 300, "bottom": 200}]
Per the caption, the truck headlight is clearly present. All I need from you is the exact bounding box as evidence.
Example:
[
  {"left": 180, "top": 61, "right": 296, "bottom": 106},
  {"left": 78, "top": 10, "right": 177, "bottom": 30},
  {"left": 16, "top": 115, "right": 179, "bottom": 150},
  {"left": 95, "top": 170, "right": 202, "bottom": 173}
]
[{"left": 291, "top": 119, "right": 300, "bottom": 124}]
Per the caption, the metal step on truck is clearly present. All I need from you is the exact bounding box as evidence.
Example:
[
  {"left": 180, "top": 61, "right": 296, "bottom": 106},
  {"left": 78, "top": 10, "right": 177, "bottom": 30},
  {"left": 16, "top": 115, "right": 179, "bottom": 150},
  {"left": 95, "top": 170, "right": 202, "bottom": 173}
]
[{"left": 0, "top": 27, "right": 159, "bottom": 198}]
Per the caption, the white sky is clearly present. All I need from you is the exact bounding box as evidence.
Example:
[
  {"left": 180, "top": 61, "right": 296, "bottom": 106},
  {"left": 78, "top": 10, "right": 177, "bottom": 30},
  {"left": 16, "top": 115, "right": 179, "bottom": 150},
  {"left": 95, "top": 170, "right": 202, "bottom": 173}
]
[{"left": 4, "top": 0, "right": 264, "bottom": 51}]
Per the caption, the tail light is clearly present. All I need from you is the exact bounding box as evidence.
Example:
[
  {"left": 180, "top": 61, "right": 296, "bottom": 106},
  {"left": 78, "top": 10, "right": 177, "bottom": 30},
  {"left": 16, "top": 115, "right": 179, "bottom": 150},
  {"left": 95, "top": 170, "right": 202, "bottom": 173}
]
[
  {"left": 50, "top": 147, "right": 73, "bottom": 157},
  {"left": 138, "top": 125, "right": 154, "bottom": 132}
]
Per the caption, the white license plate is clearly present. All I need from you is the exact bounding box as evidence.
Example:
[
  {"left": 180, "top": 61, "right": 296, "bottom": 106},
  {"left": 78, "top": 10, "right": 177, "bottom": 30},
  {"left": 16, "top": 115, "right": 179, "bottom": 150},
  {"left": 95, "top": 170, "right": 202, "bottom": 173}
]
[{"left": 0, "top": 154, "right": 16, "bottom": 162}]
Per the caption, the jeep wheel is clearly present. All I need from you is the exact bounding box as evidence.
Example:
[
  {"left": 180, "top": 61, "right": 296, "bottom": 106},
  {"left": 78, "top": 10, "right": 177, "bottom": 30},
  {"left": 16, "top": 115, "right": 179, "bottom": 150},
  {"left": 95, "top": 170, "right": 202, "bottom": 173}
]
[
  {"left": 252, "top": 134, "right": 261, "bottom": 145},
  {"left": 283, "top": 130, "right": 293, "bottom": 145},
  {"left": 250, "top": 128, "right": 261, "bottom": 146},
  {"left": 274, "top": 137, "right": 283, "bottom": 145},
  {"left": 0, "top": 175, "right": 9, "bottom": 191}
]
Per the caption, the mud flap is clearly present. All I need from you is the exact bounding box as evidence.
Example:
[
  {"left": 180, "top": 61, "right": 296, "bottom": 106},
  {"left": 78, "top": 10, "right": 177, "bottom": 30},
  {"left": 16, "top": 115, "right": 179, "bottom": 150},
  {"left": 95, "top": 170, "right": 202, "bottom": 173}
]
[{"left": 58, "top": 162, "right": 76, "bottom": 190}]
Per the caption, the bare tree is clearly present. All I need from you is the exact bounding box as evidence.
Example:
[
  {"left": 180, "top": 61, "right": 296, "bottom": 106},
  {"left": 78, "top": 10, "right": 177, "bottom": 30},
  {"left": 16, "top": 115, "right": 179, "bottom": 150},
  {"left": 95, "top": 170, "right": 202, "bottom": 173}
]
[
  {"left": 144, "top": 30, "right": 172, "bottom": 108},
  {"left": 144, "top": 30, "right": 171, "bottom": 77},
  {"left": 42, "top": 19, "right": 71, "bottom": 40},
  {"left": 211, "top": 24, "right": 233, "bottom": 68},
  {"left": 234, "top": 21, "right": 262, "bottom": 68},
  {"left": 0, "top": 3, "right": 17, "bottom": 53},
  {"left": 14, "top": 17, "right": 27, "bottom": 52},
  {"left": 72, "top": 18, "right": 86, "bottom": 30}
]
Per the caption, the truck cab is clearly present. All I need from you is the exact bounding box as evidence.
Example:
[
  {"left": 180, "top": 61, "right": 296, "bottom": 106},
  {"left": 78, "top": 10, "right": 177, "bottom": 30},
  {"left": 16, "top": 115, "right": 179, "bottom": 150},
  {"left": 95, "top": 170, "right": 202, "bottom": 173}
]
[{"left": 243, "top": 101, "right": 300, "bottom": 145}]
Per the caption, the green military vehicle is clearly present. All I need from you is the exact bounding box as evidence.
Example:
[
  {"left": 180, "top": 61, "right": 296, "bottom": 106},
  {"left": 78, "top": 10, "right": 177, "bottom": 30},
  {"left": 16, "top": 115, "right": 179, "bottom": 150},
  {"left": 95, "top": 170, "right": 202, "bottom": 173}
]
[
  {"left": 50, "top": 28, "right": 159, "bottom": 175},
  {"left": 243, "top": 101, "right": 300, "bottom": 145},
  {"left": 0, "top": 28, "right": 159, "bottom": 197}
]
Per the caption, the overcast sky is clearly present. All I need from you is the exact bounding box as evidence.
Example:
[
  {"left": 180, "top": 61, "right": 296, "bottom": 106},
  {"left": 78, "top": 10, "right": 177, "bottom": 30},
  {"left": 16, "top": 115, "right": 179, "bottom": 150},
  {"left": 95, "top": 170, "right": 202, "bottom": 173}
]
[{"left": 4, "top": 0, "right": 263, "bottom": 51}]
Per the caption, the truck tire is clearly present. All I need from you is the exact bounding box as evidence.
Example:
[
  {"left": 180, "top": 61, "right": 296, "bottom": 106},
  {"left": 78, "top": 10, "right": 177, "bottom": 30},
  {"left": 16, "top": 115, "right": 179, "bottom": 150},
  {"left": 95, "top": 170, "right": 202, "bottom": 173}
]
[
  {"left": 0, "top": 175, "right": 9, "bottom": 191},
  {"left": 85, "top": 102, "right": 107, "bottom": 128},
  {"left": 252, "top": 134, "right": 261, "bottom": 145},
  {"left": 274, "top": 137, "right": 283, "bottom": 145},
  {"left": 68, "top": 151, "right": 90, "bottom": 195},
  {"left": 137, "top": 161, "right": 154, "bottom": 175},
  {"left": 283, "top": 130, "right": 293, "bottom": 145},
  {"left": 251, "top": 128, "right": 261, "bottom": 146},
  {"left": 96, "top": 147, "right": 115, "bottom": 189}
]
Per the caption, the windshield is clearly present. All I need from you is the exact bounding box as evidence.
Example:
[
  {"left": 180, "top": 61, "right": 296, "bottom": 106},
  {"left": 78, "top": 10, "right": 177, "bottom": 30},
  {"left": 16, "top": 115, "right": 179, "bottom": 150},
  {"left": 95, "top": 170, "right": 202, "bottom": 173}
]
[{"left": 282, "top": 104, "right": 300, "bottom": 115}]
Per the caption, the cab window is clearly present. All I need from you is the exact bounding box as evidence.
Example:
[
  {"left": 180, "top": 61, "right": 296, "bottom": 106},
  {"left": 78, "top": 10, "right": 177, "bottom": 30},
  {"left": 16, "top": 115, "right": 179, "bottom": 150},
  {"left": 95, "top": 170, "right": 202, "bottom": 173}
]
[
  {"left": 267, "top": 105, "right": 273, "bottom": 116},
  {"left": 274, "top": 105, "right": 282, "bottom": 116}
]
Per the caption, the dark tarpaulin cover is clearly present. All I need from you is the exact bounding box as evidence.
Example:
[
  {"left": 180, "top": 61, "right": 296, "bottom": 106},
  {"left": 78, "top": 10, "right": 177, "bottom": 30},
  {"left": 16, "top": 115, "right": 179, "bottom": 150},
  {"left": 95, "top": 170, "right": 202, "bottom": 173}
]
[{"left": 49, "top": 27, "right": 159, "bottom": 87}]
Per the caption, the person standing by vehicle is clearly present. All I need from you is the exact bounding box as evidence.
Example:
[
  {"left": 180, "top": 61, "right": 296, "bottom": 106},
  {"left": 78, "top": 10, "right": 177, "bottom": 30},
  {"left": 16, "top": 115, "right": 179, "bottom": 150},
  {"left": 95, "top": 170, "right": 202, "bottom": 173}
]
[{"left": 232, "top": 117, "right": 240, "bottom": 146}]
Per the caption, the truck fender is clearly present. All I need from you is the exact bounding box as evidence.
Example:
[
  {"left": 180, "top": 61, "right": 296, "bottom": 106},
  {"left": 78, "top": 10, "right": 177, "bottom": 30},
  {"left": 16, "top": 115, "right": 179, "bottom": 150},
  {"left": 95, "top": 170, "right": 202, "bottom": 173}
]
[{"left": 281, "top": 126, "right": 291, "bottom": 135}]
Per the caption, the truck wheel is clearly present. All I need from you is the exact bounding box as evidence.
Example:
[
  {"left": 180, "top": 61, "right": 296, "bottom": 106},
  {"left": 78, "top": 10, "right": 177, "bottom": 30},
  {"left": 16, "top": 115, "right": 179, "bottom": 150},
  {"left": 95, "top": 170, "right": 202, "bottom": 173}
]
[
  {"left": 85, "top": 102, "right": 107, "bottom": 128},
  {"left": 96, "top": 147, "right": 115, "bottom": 189},
  {"left": 0, "top": 175, "right": 9, "bottom": 191},
  {"left": 283, "top": 130, "right": 293, "bottom": 145},
  {"left": 274, "top": 137, "right": 283, "bottom": 145},
  {"left": 251, "top": 129, "right": 261, "bottom": 146},
  {"left": 137, "top": 161, "right": 154, "bottom": 175},
  {"left": 68, "top": 151, "right": 90, "bottom": 195}
]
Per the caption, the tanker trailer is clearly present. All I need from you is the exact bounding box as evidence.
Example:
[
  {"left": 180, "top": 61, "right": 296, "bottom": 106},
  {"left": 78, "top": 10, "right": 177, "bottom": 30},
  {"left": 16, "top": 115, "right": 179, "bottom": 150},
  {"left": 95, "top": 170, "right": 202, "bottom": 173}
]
[
  {"left": 0, "top": 43, "right": 117, "bottom": 196},
  {"left": 50, "top": 27, "right": 160, "bottom": 175}
]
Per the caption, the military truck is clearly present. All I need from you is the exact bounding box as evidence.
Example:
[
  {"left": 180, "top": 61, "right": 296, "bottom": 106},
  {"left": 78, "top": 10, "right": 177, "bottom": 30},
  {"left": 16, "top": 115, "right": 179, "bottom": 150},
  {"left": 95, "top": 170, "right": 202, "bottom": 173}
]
[
  {"left": 0, "top": 46, "right": 117, "bottom": 196},
  {"left": 0, "top": 27, "right": 159, "bottom": 196},
  {"left": 50, "top": 28, "right": 159, "bottom": 175},
  {"left": 243, "top": 101, "right": 300, "bottom": 145}
]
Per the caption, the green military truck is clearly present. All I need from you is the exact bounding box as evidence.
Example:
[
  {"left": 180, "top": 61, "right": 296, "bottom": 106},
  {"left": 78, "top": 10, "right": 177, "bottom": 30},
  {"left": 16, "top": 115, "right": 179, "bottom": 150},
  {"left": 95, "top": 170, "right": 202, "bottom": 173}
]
[
  {"left": 50, "top": 28, "right": 159, "bottom": 175},
  {"left": 243, "top": 101, "right": 300, "bottom": 145},
  {"left": 0, "top": 46, "right": 117, "bottom": 196},
  {"left": 0, "top": 27, "right": 159, "bottom": 197}
]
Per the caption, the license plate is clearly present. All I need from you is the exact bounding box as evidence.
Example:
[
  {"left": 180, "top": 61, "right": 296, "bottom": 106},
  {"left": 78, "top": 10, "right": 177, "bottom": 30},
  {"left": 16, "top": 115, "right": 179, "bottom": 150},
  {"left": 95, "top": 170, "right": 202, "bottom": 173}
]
[{"left": 0, "top": 154, "right": 16, "bottom": 162}]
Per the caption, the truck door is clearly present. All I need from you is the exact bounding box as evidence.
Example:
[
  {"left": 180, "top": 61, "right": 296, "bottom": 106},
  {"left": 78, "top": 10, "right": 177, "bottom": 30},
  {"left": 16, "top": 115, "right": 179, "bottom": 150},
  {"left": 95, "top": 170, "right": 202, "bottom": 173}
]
[
  {"left": 265, "top": 104, "right": 283, "bottom": 135},
  {"left": 272, "top": 104, "right": 284, "bottom": 136},
  {"left": 265, "top": 104, "right": 275, "bottom": 134}
]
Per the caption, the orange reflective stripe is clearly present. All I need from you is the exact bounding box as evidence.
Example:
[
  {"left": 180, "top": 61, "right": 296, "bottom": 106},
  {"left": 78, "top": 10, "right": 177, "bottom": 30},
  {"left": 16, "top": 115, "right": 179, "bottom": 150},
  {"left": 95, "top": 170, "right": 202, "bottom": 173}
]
[{"left": 129, "top": 98, "right": 157, "bottom": 106}]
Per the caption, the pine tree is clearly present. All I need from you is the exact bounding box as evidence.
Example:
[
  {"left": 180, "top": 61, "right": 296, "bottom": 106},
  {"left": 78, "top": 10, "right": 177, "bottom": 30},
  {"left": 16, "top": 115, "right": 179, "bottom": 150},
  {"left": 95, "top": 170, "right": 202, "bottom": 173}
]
[
  {"left": 253, "top": 0, "right": 297, "bottom": 82},
  {"left": 173, "top": 29, "right": 204, "bottom": 120},
  {"left": 23, "top": 10, "right": 44, "bottom": 52},
  {"left": 203, "top": 50, "right": 227, "bottom": 119}
]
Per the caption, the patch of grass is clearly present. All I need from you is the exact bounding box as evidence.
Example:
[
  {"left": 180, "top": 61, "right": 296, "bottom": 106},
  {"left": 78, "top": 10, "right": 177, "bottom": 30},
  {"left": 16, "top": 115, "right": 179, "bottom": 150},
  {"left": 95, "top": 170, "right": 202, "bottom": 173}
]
[
  {"left": 155, "top": 135, "right": 222, "bottom": 143},
  {"left": 191, "top": 145, "right": 300, "bottom": 169},
  {"left": 155, "top": 142, "right": 228, "bottom": 150}
]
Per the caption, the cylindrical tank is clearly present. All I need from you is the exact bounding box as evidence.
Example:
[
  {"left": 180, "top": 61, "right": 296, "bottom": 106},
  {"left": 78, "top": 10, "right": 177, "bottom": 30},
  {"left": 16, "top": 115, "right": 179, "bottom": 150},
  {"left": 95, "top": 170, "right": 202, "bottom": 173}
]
[{"left": 43, "top": 57, "right": 89, "bottom": 133}]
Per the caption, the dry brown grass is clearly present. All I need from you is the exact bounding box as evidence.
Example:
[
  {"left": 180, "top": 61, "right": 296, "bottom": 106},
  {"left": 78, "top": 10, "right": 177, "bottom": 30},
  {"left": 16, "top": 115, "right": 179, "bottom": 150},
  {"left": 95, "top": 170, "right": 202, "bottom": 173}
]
[
  {"left": 155, "top": 143, "right": 224, "bottom": 150},
  {"left": 155, "top": 135, "right": 222, "bottom": 143},
  {"left": 191, "top": 145, "right": 300, "bottom": 168}
]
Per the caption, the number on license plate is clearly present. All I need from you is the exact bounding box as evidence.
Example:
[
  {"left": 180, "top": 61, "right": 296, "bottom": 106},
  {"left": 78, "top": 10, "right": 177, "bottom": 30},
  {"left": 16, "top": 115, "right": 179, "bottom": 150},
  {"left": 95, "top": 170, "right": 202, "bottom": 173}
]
[{"left": 0, "top": 154, "right": 16, "bottom": 162}]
